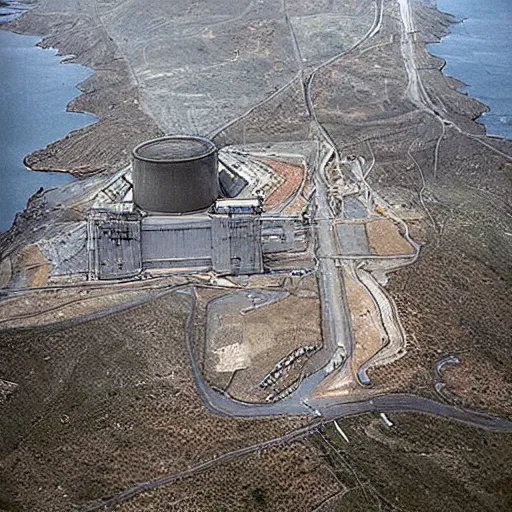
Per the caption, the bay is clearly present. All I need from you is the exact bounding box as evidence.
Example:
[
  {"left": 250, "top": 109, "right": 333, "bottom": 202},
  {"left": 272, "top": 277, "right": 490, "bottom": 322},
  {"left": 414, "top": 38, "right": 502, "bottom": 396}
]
[
  {"left": 429, "top": 0, "right": 512, "bottom": 139},
  {"left": 0, "top": 28, "right": 96, "bottom": 232}
]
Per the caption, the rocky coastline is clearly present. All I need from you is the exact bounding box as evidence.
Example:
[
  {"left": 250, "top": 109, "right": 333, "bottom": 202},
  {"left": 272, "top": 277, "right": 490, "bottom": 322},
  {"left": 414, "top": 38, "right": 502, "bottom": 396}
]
[
  {"left": 2, "top": 0, "right": 509, "bottom": 184},
  {"left": 1, "top": 2, "right": 512, "bottom": 510},
  {"left": 2, "top": 0, "right": 162, "bottom": 179}
]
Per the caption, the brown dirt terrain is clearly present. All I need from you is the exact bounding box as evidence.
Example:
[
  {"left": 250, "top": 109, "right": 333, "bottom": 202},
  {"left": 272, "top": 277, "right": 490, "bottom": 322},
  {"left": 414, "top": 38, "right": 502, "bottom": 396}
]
[
  {"left": 342, "top": 271, "right": 383, "bottom": 374},
  {"left": 114, "top": 442, "right": 340, "bottom": 512},
  {"left": 0, "top": 0, "right": 511, "bottom": 510},
  {"left": 11, "top": 244, "right": 51, "bottom": 287},
  {"left": 260, "top": 159, "right": 305, "bottom": 211},
  {"left": 201, "top": 277, "right": 323, "bottom": 403},
  {"left": 372, "top": 238, "right": 512, "bottom": 417},
  {"left": 0, "top": 291, "right": 309, "bottom": 511},
  {"left": 283, "top": 194, "right": 309, "bottom": 215},
  {"left": 315, "top": 268, "right": 384, "bottom": 399},
  {"left": 0, "top": 258, "right": 12, "bottom": 288},
  {"left": 315, "top": 413, "right": 512, "bottom": 512},
  {"left": 0, "top": 379, "right": 18, "bottom": 405},
  {"left": 366, "top": 219, "right": 415, "bottom": 256},
  {"left": 303, "top": 1, "right": 512, "bottom": 418},
  {"left": 0, "top": 278, "right": 183, "bottom": 329}
]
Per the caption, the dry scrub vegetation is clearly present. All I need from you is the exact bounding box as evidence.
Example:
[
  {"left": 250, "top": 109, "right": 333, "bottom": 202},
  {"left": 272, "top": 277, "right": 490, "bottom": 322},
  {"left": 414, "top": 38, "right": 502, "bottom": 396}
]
[
  {"left": 0, "top": 290, "right": 313, "bottom": 511},
  {"left": 200, "top": 277, "right": 323, "bottom": 403},
  {"left": 316, "top": 413, "right": 512, "bottom": 512},
  {"left": 115, "top": 442, "right": 340, "bottom": 512}
]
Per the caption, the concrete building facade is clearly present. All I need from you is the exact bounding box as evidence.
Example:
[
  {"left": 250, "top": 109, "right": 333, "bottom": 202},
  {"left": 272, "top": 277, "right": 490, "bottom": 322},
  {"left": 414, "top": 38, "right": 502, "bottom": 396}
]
[{"left": 86, "top": 202, "right": 305, "bottom": 279}]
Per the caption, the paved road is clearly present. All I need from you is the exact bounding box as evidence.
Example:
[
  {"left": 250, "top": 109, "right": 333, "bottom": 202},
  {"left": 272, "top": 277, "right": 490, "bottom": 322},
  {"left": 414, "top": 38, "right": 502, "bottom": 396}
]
[
  {"left": 179, "top": 288, "right": 512, "bottom": 433},
  {"left": 301, "top": 0, "right": 384, "bottom": 379},
  {"left": 182, "top": 0, "right": 512, "bottom": 433},
  {"left": 313, "top": 147, "right": 354, "bottom": 371},
  {"left": 81, "top": 3, "right": 512, "bottom": 508},
  {"left": 83, "top": 288, "right": 512, "bottom": 511}
]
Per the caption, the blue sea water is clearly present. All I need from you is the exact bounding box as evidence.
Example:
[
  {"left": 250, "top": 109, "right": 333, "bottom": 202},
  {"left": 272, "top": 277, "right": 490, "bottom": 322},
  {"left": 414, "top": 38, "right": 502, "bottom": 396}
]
[
  {"left": 429, "top": 0, "right": 512, "bottom": 139},
  {"left": 0, "top": 28, "right": 96, "bottom": 232}
]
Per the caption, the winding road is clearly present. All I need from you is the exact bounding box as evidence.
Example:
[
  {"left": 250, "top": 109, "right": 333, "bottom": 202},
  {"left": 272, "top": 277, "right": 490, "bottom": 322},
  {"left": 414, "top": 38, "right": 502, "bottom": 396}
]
[
  {"left": 74, "top": 0, "right": 512, "bottom": 436},
  {"left": 180, "top": 288, "right": 512, "bottom": 433},
  {"left": 9, "top": 1, "right": 511, "bottom": 508},
  {"left": 83, "top": 286, "right": 512, "bottom": 511}
]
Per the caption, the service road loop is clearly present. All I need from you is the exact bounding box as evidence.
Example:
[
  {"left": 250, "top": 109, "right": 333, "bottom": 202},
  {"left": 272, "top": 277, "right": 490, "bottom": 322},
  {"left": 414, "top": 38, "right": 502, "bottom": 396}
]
[
  {"left": 180, "top": 287, "right": 512, "bottom": 433},
  {"left": 185, "top": 0, "right": 512, "bottom": 430}
]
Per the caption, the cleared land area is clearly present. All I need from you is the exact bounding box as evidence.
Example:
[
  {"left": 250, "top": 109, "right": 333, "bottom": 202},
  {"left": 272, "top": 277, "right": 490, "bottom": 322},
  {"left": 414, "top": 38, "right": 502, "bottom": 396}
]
[
  {"left": 202, "top": 278, "right": 323, "bottom": 403},
  {"left": 366, "top": 218, "right": 415, "bottom": 256},
  {"left": 260, "top": 159, "right": 305, "bottom": 212},
  {"left": 0, "top": 277, "right": 186, "bottom": 329},
  {"left": 316, "top": 267, "right": 385, "bottom": 398}
]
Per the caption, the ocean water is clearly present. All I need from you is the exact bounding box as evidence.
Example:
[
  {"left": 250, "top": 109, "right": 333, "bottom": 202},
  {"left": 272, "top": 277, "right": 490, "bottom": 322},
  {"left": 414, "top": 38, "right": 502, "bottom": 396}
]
[
  {"left": 429, "top": 0, "right": 512, "bottom": 139},
  {"left": 0, "top": 28, "right": 96, "bottom": 232}
]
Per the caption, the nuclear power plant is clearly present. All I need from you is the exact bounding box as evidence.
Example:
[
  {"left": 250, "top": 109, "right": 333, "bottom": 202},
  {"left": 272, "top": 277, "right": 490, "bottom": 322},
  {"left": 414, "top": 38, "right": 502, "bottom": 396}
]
[
  {"left": 86, "top": 136, "right": 310, "bottom": 280},
  {"left": 132, "top": 136, "right": 219, "bottom": 214}
]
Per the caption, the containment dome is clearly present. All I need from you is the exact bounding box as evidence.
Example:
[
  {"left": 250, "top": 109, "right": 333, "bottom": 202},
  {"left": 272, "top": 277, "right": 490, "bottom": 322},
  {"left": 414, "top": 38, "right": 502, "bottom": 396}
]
[{"left": 132, "top": 136, "right": 219, "bottom": 214}]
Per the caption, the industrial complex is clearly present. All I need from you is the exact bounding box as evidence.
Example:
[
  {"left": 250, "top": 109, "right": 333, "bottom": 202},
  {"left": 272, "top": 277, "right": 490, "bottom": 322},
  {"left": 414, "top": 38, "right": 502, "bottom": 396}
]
[
  {"left": 86, "top": 136, "right": 310, "bottom": 280},
  {"left": 3, "top": 0, "right": 512, "bottom": 509}
]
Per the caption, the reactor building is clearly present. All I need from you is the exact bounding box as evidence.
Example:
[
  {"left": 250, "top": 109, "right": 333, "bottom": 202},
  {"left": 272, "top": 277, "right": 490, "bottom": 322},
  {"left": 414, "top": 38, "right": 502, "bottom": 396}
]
[
  {"left": 132, "top": 136, "right": 219, "bottom": 214},
  {"left": 86, "top": 136, "right": 307, "bottom": 280}
]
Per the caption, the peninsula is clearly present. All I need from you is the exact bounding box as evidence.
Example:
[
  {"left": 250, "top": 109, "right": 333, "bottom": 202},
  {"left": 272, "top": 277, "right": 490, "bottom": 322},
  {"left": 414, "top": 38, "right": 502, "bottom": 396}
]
[{"left": 1, "top": 1, "right": 511, "bottom": 511}]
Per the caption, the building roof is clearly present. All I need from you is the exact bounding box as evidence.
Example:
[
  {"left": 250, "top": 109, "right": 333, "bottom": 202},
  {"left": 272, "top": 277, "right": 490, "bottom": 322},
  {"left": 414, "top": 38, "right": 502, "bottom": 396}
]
[{"left": 133, "top": 136, "right": 216, "bottom": 162}]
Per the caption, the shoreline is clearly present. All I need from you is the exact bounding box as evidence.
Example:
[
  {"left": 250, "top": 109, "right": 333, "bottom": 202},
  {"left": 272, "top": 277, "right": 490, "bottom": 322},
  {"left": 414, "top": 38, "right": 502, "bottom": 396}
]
[
  {"left": 0, "top": 26, "right": 98, "bottom": 232},
  {"left": 1, "top": 0, "right": 162, "bottom": 179},
  {"left": 421, "top": 9, "right": 491, "bottom": 120},
  {"left": 0, "top": 0, "right": 510, "bottom": 244},
  {"left": 427, "top": 0, "right": 511, "bottom": 140},
  {"left": 426, "top": 19, "right": 493, "bottom": 129},
  {"left": 1, "top": 0, "right": 509, "bottom": 180},
  {"left": 409, "top": 3, "right": 512, "bottom": 156},
  {"left": 1, "top": 3, "right": 512, "bottom": 508}
]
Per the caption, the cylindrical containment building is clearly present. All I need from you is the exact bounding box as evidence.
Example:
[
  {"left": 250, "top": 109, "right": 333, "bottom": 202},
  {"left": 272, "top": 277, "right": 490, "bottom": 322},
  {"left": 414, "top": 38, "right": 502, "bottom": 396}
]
[{"left": 132, "top": 136, "right": 219, "bottom": 214}]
